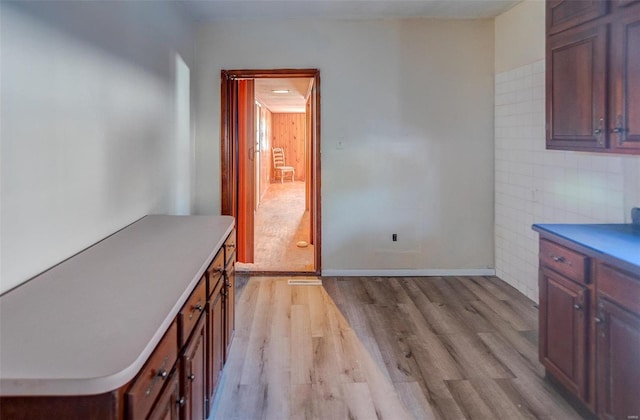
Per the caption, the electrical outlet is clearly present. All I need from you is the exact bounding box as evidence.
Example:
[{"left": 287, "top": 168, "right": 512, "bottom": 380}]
[{"left": 392, "top": 234, "right": 397, "bottom": 242}]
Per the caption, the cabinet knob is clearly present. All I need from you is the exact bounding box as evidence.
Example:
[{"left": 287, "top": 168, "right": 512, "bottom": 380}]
[
  {"left": 551, "top": 255, "right": 565, "bottom": 263},
  {"left": 573, "top": 304, "right": 582, "bottom": 311},
  {"left": 594, "top": 117, "right": 604, "bottom": 144},
  {"left": 194, "top": 304, "right": 204, "bottom": 312},
  {"left": 594, "top": 317, "right": 604, "bottom": 324},
  {"left": 188, "top": 374, "right": 195, "bottom": 381},
  {"left": 177, "top": 397, "right": 185, "bottom": 407},
  {"left": 157, "top": 369, "right": 168, "bottom": 380}
]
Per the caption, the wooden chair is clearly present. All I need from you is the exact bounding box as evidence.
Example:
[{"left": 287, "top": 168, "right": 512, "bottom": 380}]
[{"left": 272, "top": 147, "right": 295, "bottom": 183}]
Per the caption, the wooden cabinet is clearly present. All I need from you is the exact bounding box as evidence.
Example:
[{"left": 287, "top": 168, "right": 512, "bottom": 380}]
[
  {"left": 596, "top": 297, "right": 640, "bottom": 419},
  {"left": 536, "top": 231, "right": 640, "bottom": 419},
  {"left": 595, "top": 263, "right": 640, "bottom": 419},
  {"left": 223, "top": 245, "right": 236, "bottom": 361},
  {"left": 0, "top": 217, "right": 235, "bottom": 420},
  {"left": 546, "top": 24, "right": 608, "bottom": 150},
  {"left": 539, "top": 267, "right": 589, "bottom": 399},
  {"left": 546, "top": 0, "right": 640, "bottom": 154},
  {"left": 181, "top": 314, "right": 207, "bottom": 420},
  {"left": 610, "top": 9, "right": 640, "bottom": 151},
  {"left": 206, "top": 281, "right": 225, "bottom": 411},
  {"left": 547, "top": 0, "right": 608, "bottom": 34},
  {"left": 126, "top": 322, "right": 179, "bottom": 420},
  {"left": 147, "top": 370, "right": 180, "bottom": 420}
]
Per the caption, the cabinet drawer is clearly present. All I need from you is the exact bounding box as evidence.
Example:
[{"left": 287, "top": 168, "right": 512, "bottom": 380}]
[
  {"left": 224, "top": 230, "right": 236, "bottom": 265},
  {"left": 207, "top": 249, "right": 224, "bottom": 298},
  {"left": 179, "top": 277, "right": 207, "bottom": 346},
  {"left": 540, "top": 239, "right": 589, "bottom": 283},
  {"left": 598, "top": 263, "right": 640, "bottom": 314},
  {"left": 126, "top": 321, "right": 178, "bottom": 420}
]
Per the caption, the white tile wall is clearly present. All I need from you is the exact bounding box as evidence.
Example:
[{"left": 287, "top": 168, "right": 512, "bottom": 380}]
[{"left": 494, "top": 59, "right": 640, "bottom": 302}]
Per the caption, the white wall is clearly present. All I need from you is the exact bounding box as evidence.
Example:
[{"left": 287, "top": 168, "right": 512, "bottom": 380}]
[
  {"left": 0, "top": 1, "right": 195, "bottom": 293},
  {"left": 494, "top": 2, "right": 640, "bottom": 302},
  {"left": 194, "top": 18, "right": 496, "bottom": 274}
]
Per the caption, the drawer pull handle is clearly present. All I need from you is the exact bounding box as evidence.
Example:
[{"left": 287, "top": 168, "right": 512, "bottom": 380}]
[
  {"left": 188, "top": 374, "right": 196, "bottom": 381},
  {"left": 211, "top": 267, "right": 223, "bottom": 274},
  {"left": 157, "top": 369, "right": 168, "bottom": 380},
  {"left": 227, "top": 243, "right": 235, "bottom": 248},
  {"left": 189, "top": 302, "right": 204, "bottom": 320},
  {"left": 594, "top": 317, "right": 604, "bottom": 324},
  {"left": 551, "top": 255, "right": 565, "bottom": 263},
  {"left": 573, "top": 304, "right": 582, "bottom": 311},
  {"left": 177, "top": 397, "right": 185, "bottom": 407}
]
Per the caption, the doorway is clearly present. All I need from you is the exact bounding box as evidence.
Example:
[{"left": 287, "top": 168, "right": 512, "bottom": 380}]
[{"left": 220, "top": 69, "right": 321, "bottom": 275}]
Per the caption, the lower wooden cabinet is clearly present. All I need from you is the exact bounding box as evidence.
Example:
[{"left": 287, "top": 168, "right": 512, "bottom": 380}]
[
  {"left": 536, "top": 233, "right": 640, "bottom": 419},
  {"left": 207, "top": 285, "right": 225, "bottom": 411},
  {"left": 596, "top": 295, "right": 640, "bottom": 419},
  {"left": 147, "top": 370, "right": 180, "bottom": 420},
  {"left": 539, "top": 267, "right": 589, "bottom": 399},
  {"left": 224, "top": 261, "right": 236, "bottom": 361},
  {"left": 182, "top": 314, "right": 207, "bottom": 420},
  {"left": 0, "top": 221, "right": 235, "bottom": 420}
]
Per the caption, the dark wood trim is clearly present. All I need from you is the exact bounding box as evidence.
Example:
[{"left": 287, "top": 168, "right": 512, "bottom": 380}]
[
  {"left": 220, "top": 69, "right": 321, "bottom": 276},
  {"left": 220, "top": 71, "right": 235, "bottom": 217},
  {"left": 221, "top": 69, "right": 320, "bottom": 79}
]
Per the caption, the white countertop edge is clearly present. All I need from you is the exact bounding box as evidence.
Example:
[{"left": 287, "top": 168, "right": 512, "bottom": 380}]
[{"left": 0, "top": 217, "right": 234, "bottom": 397}]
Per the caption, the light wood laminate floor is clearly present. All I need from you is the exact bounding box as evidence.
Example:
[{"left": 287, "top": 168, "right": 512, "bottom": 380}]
[
  {"left": 236, "top": 181, "right": 314, "bottom": 273},
  {"left": 211, "top": 276, "right": 583, "bottom": 420}
]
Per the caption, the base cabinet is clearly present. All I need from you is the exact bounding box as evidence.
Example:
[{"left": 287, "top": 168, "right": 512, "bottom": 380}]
[
  {"left": 224, "top": 262, "right": 236, "bottom": 360},
  {"left": 596, "top": 296, "right": 640, "bottom": 419},
  {"left": 537, "top": 234, "right": 640, "bottom": 419},
  {"left": 207, "top": 288, "right": 224, "bottom": 411},
  {"left": 539, "top": 268, "right": 589, "bottom": 399},
  {"left": 0, "top": 219, "right": 235, "bottom": 420},
  {"left": 148, "top": 371, "right": 180, "bottom": 420},
  {"left": 182, "top": 315, "right": 207, "bottom": 420}
]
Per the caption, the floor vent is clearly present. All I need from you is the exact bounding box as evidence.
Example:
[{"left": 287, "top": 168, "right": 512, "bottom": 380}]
[{"left": 287, "top": 279, "right": 322, "bottom": 286}]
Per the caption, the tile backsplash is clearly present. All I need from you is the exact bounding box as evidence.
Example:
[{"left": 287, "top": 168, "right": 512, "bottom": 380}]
[{"left": 494, "top": 59, "right": 640, "bottom": 302}]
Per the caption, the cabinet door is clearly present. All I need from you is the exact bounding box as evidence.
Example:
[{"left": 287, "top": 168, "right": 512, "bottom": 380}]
[
  {"left": 148, "top": 370, "right": 180, "bottom": 420},
  {"left": 610, "top": 5, "right": 640, "bottom": 151},
  {"left": 547, "top": 24, "right": 608, "bottom": 150},
  {"left": 596, "top": 298, "right": 640, "bottom": 420},
  {"left": 182, "top": 315, "right": 206, "bottom": 420},
  {"left": 539, "top": 268, "right": 589, "bottom": 399},
  {"left": 207, "top": 292, "right": 224, "bottom": 412},
  {"left": 224, "top": 263, "right": 236, "bottom": 361},
  {"left": 547, "top": 0, "right": 608, "bottom": 34}
]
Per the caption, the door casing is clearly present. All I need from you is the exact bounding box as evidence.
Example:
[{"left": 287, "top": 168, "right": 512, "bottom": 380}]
[{"left": 220, "top": 69, "right": 321, "bottom": 274}]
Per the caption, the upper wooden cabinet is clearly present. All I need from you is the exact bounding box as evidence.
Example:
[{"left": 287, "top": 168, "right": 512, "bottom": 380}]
[
  {"left": 546, "top": 0, "right": 640, "bottom": 154},
  {"left": 610, "top": 11, "right": 640, "bottom": 151},
  {"left": 547, "top": 0, "right": 608, "bottom": 34},
  {"left": 547, "top": 24, "right": 608, "bottom": 150}
]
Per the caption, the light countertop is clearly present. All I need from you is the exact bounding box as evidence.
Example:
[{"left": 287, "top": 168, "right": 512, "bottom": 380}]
[{"left": 0, "top": 215, "right": 234, "bottom": 396}]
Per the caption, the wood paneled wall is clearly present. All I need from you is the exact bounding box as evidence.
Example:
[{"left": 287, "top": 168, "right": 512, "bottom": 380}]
[
  {"left": 271, "top": 113, "right": 306, "bottom": 181},
  {"left": 258, "top": 106, "right": 272, "bottom": 202}
]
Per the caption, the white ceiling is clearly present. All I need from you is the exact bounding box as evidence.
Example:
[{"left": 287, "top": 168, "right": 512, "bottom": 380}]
[
  {"left": 255, "top": 78, "right": 313, "bottom": 113},
  {"left": 179, "top": 0, "right": 523, "bottom": 22}
]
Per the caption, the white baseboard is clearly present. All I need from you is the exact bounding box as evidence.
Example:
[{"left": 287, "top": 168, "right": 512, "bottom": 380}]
[{"left": 320, "top": 268, "right": 496, "bottom": 277}]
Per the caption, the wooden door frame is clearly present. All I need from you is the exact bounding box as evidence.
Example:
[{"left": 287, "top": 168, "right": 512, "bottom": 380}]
[{"left": 220, "top": 69, "right": 321, "bottom": 275}]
